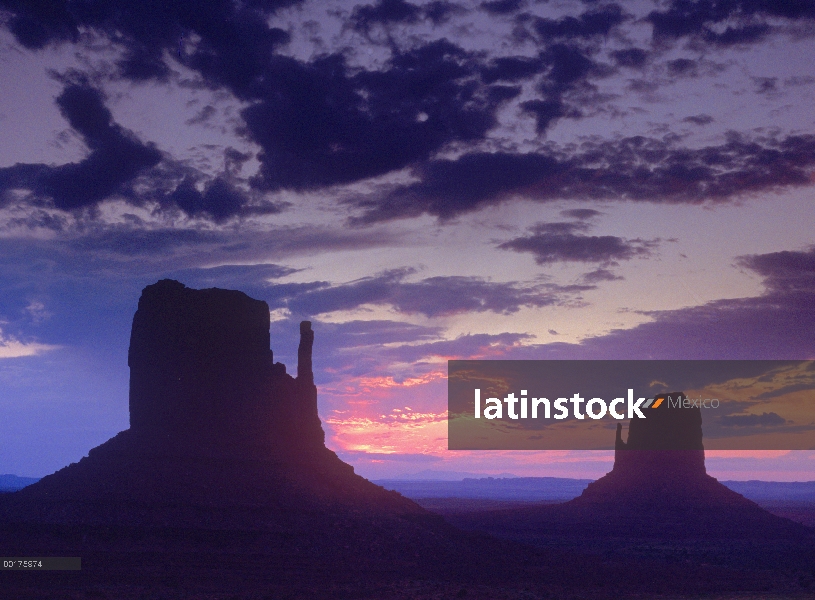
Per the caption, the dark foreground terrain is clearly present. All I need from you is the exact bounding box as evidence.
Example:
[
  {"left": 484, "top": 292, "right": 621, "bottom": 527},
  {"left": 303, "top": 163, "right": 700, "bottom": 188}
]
[{"left": 4, "top": 517, "right": 815, "bottom": 599}]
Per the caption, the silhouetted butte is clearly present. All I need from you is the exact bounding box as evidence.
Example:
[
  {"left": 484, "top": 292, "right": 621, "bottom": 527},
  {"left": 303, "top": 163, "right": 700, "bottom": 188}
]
[
  {"left": 0, "top": 280, "right": 426, "bottom": 527},
  {"left": 454, "top": 392, "right": 811, "bottom": 541}
]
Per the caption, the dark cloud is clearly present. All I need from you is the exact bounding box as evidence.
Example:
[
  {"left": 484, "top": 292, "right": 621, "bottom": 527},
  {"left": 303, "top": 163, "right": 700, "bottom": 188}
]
[
  {"left": 610, "top": 47, "right": 649, "bottom": 68},
  {"left": 647, "top": 0, "right": 815, "bottom": 46},
  {"left": 3, "top": 0, "right": 813, "bottom": 225},
  {"left": 480, "top": 0, "right": 525, "bottom": 15},
  {"left": 168, "top": 176, "right": 253, "bottom": 222},
  {"left": 627, "top": 79, "right": 659, "bottom": 94},
  {"left": 541, "top": 43, "right": 597, "bottom": 88},
  {"left": 351, "top": 151, "right": 565, "bottom": 222},
  {"left": 754, "top": 76, "right": 778, "bottom": 94},
  {"left": 526, "top": 4, "right": 626, "bottom": 40},
  {"left": 521, "top": 99, "right": 575, "bottom": 133},
  {"left": 351, "top": 0, "right": 422, "bottom": 33},
  {"left": 224, "top": 148, "right": 252, "bottom": 177},
  {"left": 242, "top": 41, "right": 512, "bottom": 191},
  {"left": 560, "top": 208, "right": 601, "bottom": 219},
  {"left": 0, "top": 2, "right": 514, "bottom": 194},
  {"left": 4, "top": 209, "right": 69, "bottom": 232},
  {"left": 514, "top": 43, "right": 603, "bottom": 133},
  {"left": 53, "top": 223, "right": 398, "bottom": 271},
  {"left": 0, "top": 82, "right": 162, "bottom": 211},
  {"left": 0, "top": 82, "right": 265, "bottom": 222},
  {"left": 480, "top": 56, "right": 544, "bottom": 84},
  {"left": 423, "top": 1, "right": 466, "bottom": 24},
  {"left": 667, "top": 58, "right": 698, "bottom": 77},
  {"left": 0, "top": 3, "right": 301, "bottom": 215},
  {"left": 2, "top": 1, "right": 611, "bottom": 186},
  {"left": 683, "top": 114, "right": 714, "bottom": 125},
  {"left": 67, "top": 226, "right": 226, "bottom": 256},
  {"left": 0, "top": 0, "right": 297, "bottom": 83},
  {"left": 284, "top": 268, "right": 592, "bottom": 318},
  {"left": 0, "top": 0, "right": 634, "bottom": 204},
  {"left": 1, "top": 0, "right": 79, "bottom": 49},
  {"left": 498, "top": 221, "right": 658, "bottom": 265},
  {"left": 352, "top": 133, "right": 815, "bottom": 223},
  {"left": 581, "top": 267, "right": 623, "bottom": 283},
  {"left": 736, "top": 248, "right": 815, "bottom": 293}
]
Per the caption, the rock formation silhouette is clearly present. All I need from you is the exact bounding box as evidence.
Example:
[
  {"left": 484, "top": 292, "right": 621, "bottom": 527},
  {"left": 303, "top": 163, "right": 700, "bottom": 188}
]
[
  {"left": 127, "top": 279, "right": 325, "bottom": 457},
  {"left": 0, "top": 280, "right": 424, "bottom": 528},
  {"left": 453, "top": 392, "right": 811, "bottom": 541},
  {"left": 4, "top": 280, "right": 560, "bottom": 598},
  {"left": 576, "top": 391, "right": 710, "bottom": 505}
]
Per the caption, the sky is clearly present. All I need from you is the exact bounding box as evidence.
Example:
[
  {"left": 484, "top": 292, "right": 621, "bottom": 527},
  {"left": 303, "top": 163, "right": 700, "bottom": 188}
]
[{"left": 1, "top": 0, "right": 814, "bottom": 481}]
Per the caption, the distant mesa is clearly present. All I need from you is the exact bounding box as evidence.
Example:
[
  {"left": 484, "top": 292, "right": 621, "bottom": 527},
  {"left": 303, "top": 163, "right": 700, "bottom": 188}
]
[
  {"left": 453, "top": 392, "right": 812, "bottom": 541},
  {"left": 576, "top": 390, "right": 709, "bottom": 504}
]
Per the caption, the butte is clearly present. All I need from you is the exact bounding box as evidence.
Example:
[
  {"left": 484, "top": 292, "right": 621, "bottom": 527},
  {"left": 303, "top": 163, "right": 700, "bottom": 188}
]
[
  {"left": 0, "top": 280, "right": 538, "bottom": 592},
  {"left": 450, "top": 392, "right": 813, "bottom": 544}
]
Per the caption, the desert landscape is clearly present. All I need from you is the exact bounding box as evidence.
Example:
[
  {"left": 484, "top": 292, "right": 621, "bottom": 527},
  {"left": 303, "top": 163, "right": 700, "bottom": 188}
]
[
  {"left": 2, "top": 0, "right": 815, "bottom": 597},
  {"left": 2, "top": 282, "right": 814, "bottom": 598}
]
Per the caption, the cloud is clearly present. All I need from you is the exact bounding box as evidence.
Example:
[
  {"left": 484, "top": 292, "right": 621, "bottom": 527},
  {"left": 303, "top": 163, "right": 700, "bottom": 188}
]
[
  {"left": 423, "top": 1, "right": 467, "bottom": 24},
  {"left": 352, "top": 132, "right": 815, "bottom": 223},
  {"left": 610, "top": 47, "right": 649, "bottom": 68},
  {"left": 304, "top": 319, "right": 443, "bottom": 349},
  {"left": 381, "top": 331, "right": 532, "bottom": 363},
  {"left": 2, "top": 0, "right": 813, "bottom": 229},
  {"left": 498, "top": 221, "right": 659, "bottom": 265},
  {"left": 480, "top": 56, "right": 544, "bottom": 84},
  {"left": 736, "top": 248, "right": 815, "bottom": 293},
  {"left": 683, "top": 114, "right": 715, "bottom": 125},
  {"left": 480, "top": 0, "right": 525, "bottom": 16},
  {"left": 185, "top": 105, "right": 217, "bottom": 126},
  {"left": 0, "top": 328, "right": 59, "bottom": 359},
  {"left": 560, "top": 208, "right": 601, "bottom": 220},
  {"left": 1, "top": 0, "right": 79, "bottom": 49},
  {"left": 242, "top": 41, "right": 513, "bottom": 191},
  {"left": 351, "top": 0, "right": 422, "bottom": 33},
  {"left": 753, "top": 76, "right": 778, "bottom": 94},
  {"left": 0, "top": 82, "right": 265, "bottom": 222},
  {"left": 0, "top": 1, "right": 626, "bottom": 199},
  {"left": 0, "top": 0, "right": 298, "bottom": 78},
  {"left": 167, "top": 264, "right": 300, "bottom": 295},
  {"left": 285, "top": 267, "right": 593, "bottom": 318},
  {"left": 0, "top": 82, "right": 162, "bottom": 211},
  {"left": 167, "top": 176, "right": 256, "bottom": 222},
  {"left": 0, "top": 221, "right": 400, "bottom": 295},
  {"left": 581, "top": 268, "right": 623, "bottom": 283},
  {"left": 666, "top": 58, "right": 698, "bottom": 77},
  {"left": 647, "top": 0, "right": 815, "bottom": 47},
  {"left": 752, "top": 382, "right": 815, "bottom": 401},
  {"left": 525, "top": 4, "right": 626, "bottom": 41},
  {"left": 716, "top": 412, "right": 788, "bottom": 427},
  {"left": 507, "top": 246, "right": 815, "bottom": 360}
]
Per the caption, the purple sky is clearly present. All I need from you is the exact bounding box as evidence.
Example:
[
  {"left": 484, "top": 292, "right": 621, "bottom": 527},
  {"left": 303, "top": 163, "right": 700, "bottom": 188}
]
[{"left": 1, "top": 0, "right": 814, "bottom": 480}]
